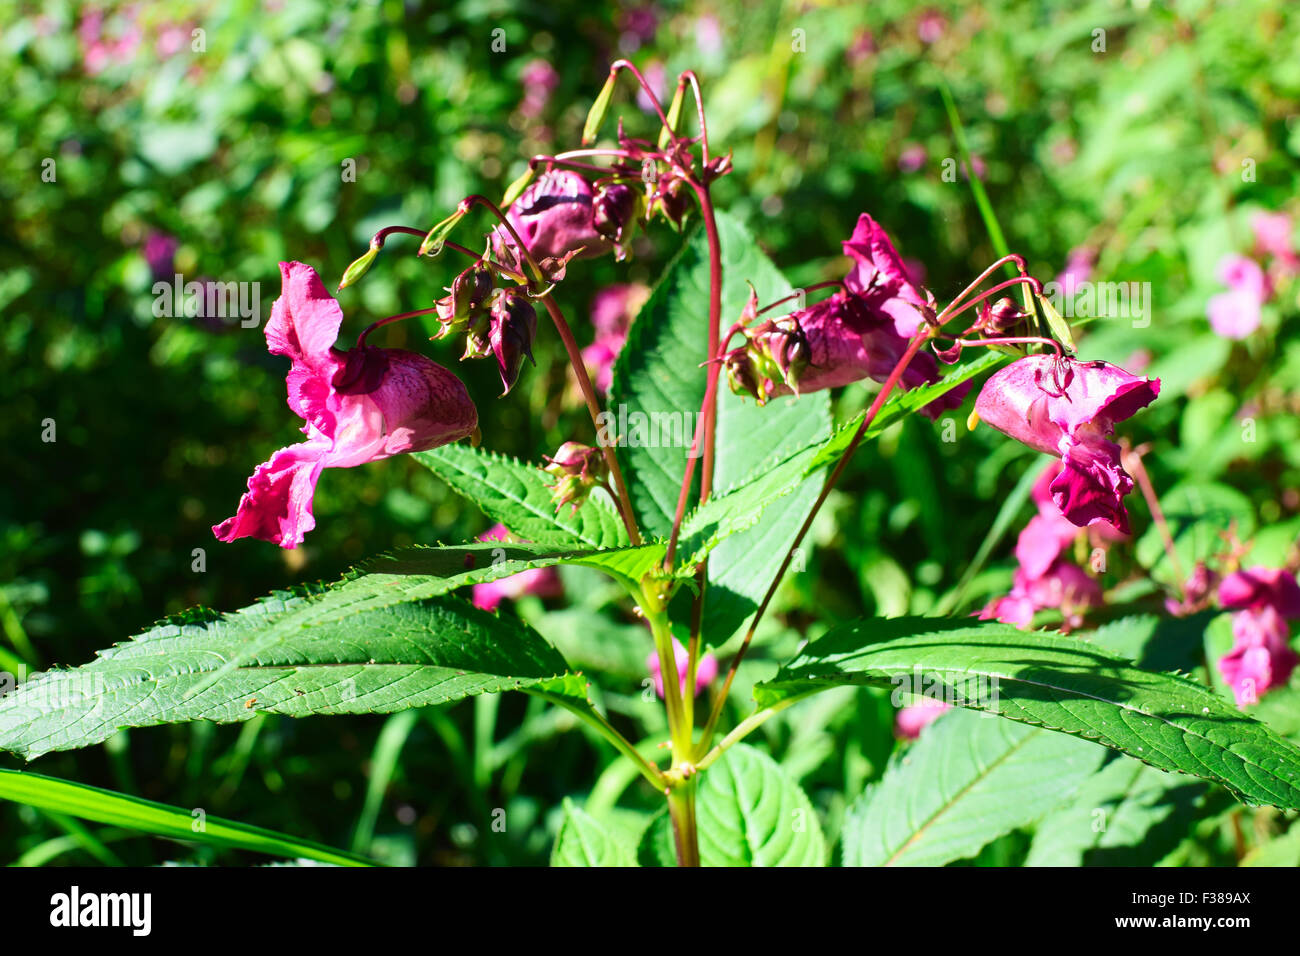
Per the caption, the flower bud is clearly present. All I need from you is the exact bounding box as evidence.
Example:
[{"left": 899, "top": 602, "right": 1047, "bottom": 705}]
[
  {"left": 979, "top": 296, "right": 1027, "bottom": 334},
  {"left": 543, "top": 441, "right": 607, "bottom": 513},
  {"left": 488, "top": 288, "right": 537, "bottom": 395},
  {"left": 593, "top": 183, "right": 643, "bottom": 260}
]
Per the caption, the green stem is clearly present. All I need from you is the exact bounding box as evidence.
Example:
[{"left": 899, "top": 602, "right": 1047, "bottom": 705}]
[
  {"left": 695, "top": 695, "right": 808, "bottom": 772},
  {"left": 523, "top": 689, "right": 665, "bottom": 789},
  {"left": 666, "top": 780, "right": 700, "bottom": 867}
]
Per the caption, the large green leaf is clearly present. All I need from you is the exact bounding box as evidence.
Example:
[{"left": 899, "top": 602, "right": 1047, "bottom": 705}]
[
  {"left": 638, "top": 743, "right": 825, "bottom": 866},
  {"left": 550, "top": 798, "right": 637, "bottom": 867},
  {"left": 755, "top": 617, "right": 1300, "bottom": 809},
  {"left": 842, "top": 707, "right": 1104, "bottom": 866},
  {"left": 0, "top": 592, "right": 583, "bottom": 759},
  {"left": 609, "top": 210, "right": 832, "bottom": 643},
  {"left": 0, "top": 769, "right": 373, "bottom": 866},
  {"left": 363, "top": 541, "right": 667, "bottom": 592},
  {"left": 1025, "top": 755, "right": 1210, "bottom": 866},
  {"left": 414, "top": 443, "right": 630, "bottom": 550}
]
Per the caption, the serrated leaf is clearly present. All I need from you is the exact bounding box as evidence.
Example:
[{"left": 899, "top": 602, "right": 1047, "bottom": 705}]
[
  {"left": 0, "top": 593, "right": 583, "bottom": 759},
  {"left": 414, "top": 443, "right": 630, "bottom": 550},
  {"left": 755, "top": 616, "right": 1300, "bottom": 809},
  {"left": 551, "top": 799, "right": 637, "bottom": 867},
  {"left": 364, "top": 541, "right": 667, "bottom": 591},
  {"left": 640, "top": 744, "right": 825, "bottom": 866},
  {"left": 842, "top": 707, "right": 1104, "bottom": 866}
]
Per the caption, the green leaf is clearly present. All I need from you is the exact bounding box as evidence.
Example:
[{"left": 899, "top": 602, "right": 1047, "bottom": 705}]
[
  {"left": 1135, "top": 481, "right": 1257, "bottom": 586},
  {"left": 1241, "top": 824, "right": 1300, "bottom": 867},
  {"left": 0, "top": 592, "right": 583, "bottom": 759},
  {"left": 677, "top": 418, "right": 857, "bottom": 567},
  {"left": 414, "top": 443, "right": 630, "bottom": 550},
  {"left": 0, "top": 769, "right": 374, "bottom": 866},
  {"left": 640, "top": 744, "right": 826, "bottom": 866},
  {"left": 551, "top": 798, "right": 637, "bottom": 866},
  {"left": 1025, "top": 755, "right": 1210, "bottom": 866},
  {"left": 842, "top": 707, "right": 1104, "bottom": 866},
  {"left": 755, "top": 616, "right": 1300, "bottom": 809},
  {"left": 363, "top": 541, "right": 667, "bottom": 592}
]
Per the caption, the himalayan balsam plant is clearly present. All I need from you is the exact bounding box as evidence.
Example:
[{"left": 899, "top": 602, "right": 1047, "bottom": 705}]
[{"left": 4, "top": 62, "right": 1300, "bottom": 868}]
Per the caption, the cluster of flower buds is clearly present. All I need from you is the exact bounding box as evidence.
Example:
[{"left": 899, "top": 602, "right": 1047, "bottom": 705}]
[
  {"left": 434, "top": 264, "right": 537, "bottom": 396},
  {"left": 975, "top": 296, "right": 1028, "bottom": 335},
  {"left": 543, "top": 441, "right": 607, "bottom": 513}
]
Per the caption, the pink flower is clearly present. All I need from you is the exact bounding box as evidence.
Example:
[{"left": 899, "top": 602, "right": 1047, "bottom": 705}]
[
  {"left": 518, "top": 59, "right": 560, "bottom": 119},
  {"left": 1252, "top": 212, "right": 1298, "bottom": 272},
  {"left": 1055, "top": 247, "right": 1094, "bottom": 291},
  {"left": 895, "top": 699, "right": 951, "bottom": 739},
  {"left": 470, "top": 524, "right": 563, "bottom": 611},
  {"left": 580, "top": 284, "right": 648, "bottom": 394},
  {"left": 1207, "top": 254, "right": 1269, "bottom": 340},
  {"left": 726, "top": 214, "right": 969, "bottom": 419},
  {"left": 898, "top": 144, "right": 927, "bottom": 173},
  {"left": 974, "top": 355, "right": 1160, "bottom": 533},
  {"left": 213, "top": 263, "right": 478, "bottom": 549},
  {"left": 1215, "top": 567, "right": 1300, "bottom": 706},
  {"left": 646, "top": 638, "right": 718, "bottom": 699},
  {"left": 142, "top": 231, "right": 179, "bottom": 281},
  {"left": 917, "top": 10, "right": 946, "bottom": 44},
  {"left": 1219, "top": 567, "right": 1300, "bottom": 617},
  {"left": 1218, "top": 606, "right": 1298, "bottom": 707},
  {"left": 979, "top": 560, "right": 1103, "bottom": 631},
  {"left": 494, "top": 170, "right": 610, "bottom": 266}
]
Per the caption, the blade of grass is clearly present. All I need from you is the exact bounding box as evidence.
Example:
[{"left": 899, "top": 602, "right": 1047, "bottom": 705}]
[
  {"left": 936, "top": 78, "right": 1014, "bottom": 274},
  {"left": 0, "top": 769, "right": 376, "bottom": 867},
  {"left": 351, "top": 709, "right": 419, "bottom": 853}
]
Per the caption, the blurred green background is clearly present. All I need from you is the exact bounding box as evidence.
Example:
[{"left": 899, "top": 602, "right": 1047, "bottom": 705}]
[{"left": 2, "top": 0, "right": 1298, "bottom": 865}]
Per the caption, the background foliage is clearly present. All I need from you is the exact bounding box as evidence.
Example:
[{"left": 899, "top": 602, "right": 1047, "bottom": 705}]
[{"left": 2, "top": 0, "right": 1298, "bottom": 865}]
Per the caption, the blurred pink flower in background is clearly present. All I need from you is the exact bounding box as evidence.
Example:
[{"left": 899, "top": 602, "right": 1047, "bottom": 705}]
[
  {"left": 917, "top": 9, "right": 947, "bottom": 44},
  {"left": 518, "top": 59, "right": 560, "bottom": 119},
  {"left": 845, "top": 30, "right": 878, "bottom": 66},
  {"left": 646, "top": 637, "right": 718, "bottom": 699},
  {"left": 582, "top": 283, "right": 649, "bottom": 393},
  {"left": 470, "top": 524, "right": 564, "bottom": 612},
  {"left": 1216, "top": 567, "right": 1300, "bottom": 706},
  {"left": 895, "top": 698, "right": 951, "bottom": 739},
  {"left": 1252, "top": 211, "right": 1299, "bottom": 275},
  {"left": 142, "top": 231, "right": 179, "bottom": 281},
  {"left": 619, "top": 5, "right": 659, "bottom": 52},
  {"left": 898, "top": 143, "right": 927, "bottom": 173},
  {"left": 1207, "top": 254, "right": 1269, "bottom": 339},
  {"left": 1055, "top": 247, "right": 1095, "bottom": 291},
  {"left": 635, "top": 61, "right": 668, "bottom": 114},
  {"left": 694, "top": 14, "right": 723, "bottom": 57}
]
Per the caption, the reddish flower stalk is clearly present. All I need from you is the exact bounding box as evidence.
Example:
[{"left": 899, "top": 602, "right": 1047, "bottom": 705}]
[{"left": 1120, "top": 440, "right": 1187, "bottom": 595}]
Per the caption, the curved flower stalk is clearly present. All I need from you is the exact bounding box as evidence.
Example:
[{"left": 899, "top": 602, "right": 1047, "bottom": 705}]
[{"left": 213, "top": 263, "right": 478, "bottom": 549}]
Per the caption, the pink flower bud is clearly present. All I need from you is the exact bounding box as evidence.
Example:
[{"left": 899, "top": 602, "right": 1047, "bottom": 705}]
[
  {"left": 543, "top": 442, "right": 607, "bottom": 513},
  {"left": 488, "top": 288, "right": 537, "bottom": 396},
  {"left": 213, "top": 263, "right": 477, "bottom": 549}
]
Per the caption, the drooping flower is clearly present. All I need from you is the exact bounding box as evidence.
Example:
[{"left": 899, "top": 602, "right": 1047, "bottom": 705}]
[
  {"left": 974, "top": 355, "right": 1160, "bottom": 533},
  {"left": 471, "top": 524, "right": 564, "bottom": 612},
  {"left": 543, "top": 442, "right": 607, "bottom": 513},
  {"left": 494, "top": 170, "right": 611, "bottom": 266},
  {"left": 213, "top": 263, "right": 478, "bottom": 549},
  {"left": 646, "top": 637, "right": 719, "bottom": 699},
  {"left": 725, "top": 213, "right": 968, "bottom": 419},
  {"left": 1215, "top": 567, "right": 1300, "bottom": 706}
]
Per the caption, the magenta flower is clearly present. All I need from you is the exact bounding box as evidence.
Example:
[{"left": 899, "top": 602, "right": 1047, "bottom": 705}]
[
  {"left": 495, "top": 171, "right": 610, "bottom": 266},
  {"left": 142, "top": 231, "right": 179, "bottom": 282},
  {"left": 1218, "top": 606, "right": 1298, "bottom": 707},
  {"left": 1055, "top": 247, "right": 1094, "bottom": 291},
  {"left": 213, "top": 263, "right": 478, "bottom": 549},
  {"left": 1252, "top": 211, "right": 1298, "bottom": 273},
  {"left": 974, "top": 355, "right": 1160, "bottom": 533},
  {"left": 898, "top": 144, "right": 927, "bottom": 173},
  {"left": 646, "top": 638, "right": 718, "bottom": 699},
  {"left": 518, "top": 59, "right": 560, "bottom": 119},
  {"left": 1219, "top": 567, "right": 1300, "bottom": 617},
  {"left": 979, "top": 560, "right": 1103, "bottom": 631},
  {"left": 895, "top": 699, "right": 951, "bottom": 740},
  {"left": 729, "top": 214, "right": 967, "bottom": 418},
  {"left": 582, "top": 281, "right": 648, "bottom": 395},
  {"left": 1207, "top": 254, "right": 1269, "bottom": 340},
  {"left": 471, "top": 524, "right": 564, "bottom": 611}
]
